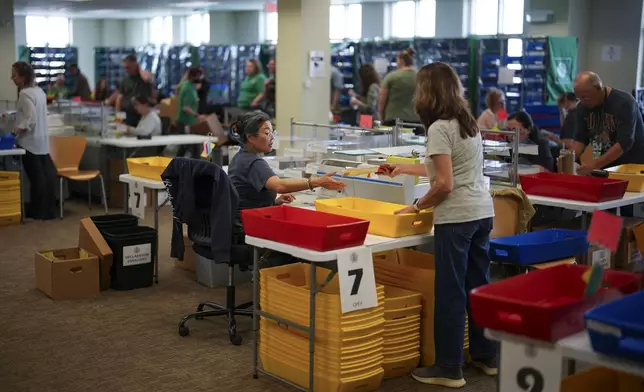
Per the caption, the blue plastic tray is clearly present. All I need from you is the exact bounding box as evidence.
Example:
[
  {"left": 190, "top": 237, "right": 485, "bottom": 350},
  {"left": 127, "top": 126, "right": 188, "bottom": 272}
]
[
  {"left": 0, "top": 134, "right": 15, "bottom": 150},
  {"left": 489, "top": 229, "right": 589, "bottom": 265},
  {"left": 585, "top": 291, "right": 644, "bottom": 362}
]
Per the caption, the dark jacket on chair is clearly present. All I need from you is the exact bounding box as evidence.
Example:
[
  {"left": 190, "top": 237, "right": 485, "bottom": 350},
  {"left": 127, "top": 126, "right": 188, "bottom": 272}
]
[{"left": 161, "top": 157, "right": 238, "bottom": 262}]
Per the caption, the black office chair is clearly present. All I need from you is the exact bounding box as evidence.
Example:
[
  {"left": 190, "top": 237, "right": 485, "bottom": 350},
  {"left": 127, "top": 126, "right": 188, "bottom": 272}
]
[{"left": 177, "top": 208, "right": 254, "bottom": 345}]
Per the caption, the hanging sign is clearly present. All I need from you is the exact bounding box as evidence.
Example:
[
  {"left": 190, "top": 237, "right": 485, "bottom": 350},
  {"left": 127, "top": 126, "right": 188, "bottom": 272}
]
[
  {"left": 129, "top": 181, "right": 147, "bottom": 219},
  {"left": 336, "top": 246, "right": 378, "bottom": 314}
]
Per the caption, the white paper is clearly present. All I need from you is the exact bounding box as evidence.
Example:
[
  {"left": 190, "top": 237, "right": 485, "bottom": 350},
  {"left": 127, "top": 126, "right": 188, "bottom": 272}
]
[
  {"left": 336, "top": 246, "right": 378, "bottom": 314},
  {"left": 374, "top": 58, "right": 389, "bottom": 75},
  {"left": 602, "top": 45, "right": 622, "bottom": 62},
  {"left": 309, "top": 50, "right": 325, "bottom": 78},
  {"left": 591, "top": 248, "right": 611, "bottom": 269},
  {"left": 122, "top": 243, "right": 152, "bottom": 267},
  {"left": 498, "top": 67, "right": 516, "bottom": 85},
  {"left": 128, "top": 181, "right": 147, "bottom": 219},
  {"left": 499, "top": 340, "right": 563, "bottom": 392}
]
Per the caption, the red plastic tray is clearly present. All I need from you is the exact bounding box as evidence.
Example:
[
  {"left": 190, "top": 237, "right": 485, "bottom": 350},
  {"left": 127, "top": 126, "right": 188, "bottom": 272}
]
[
  {"left": 469, "top": 264, "right": 641, "bottom": 342},
  {"left": 241, "top": 206, "right": 370, "bottom": 252},
  {"left": 520, "top": 172, "right": 628, "bottom": 202}
]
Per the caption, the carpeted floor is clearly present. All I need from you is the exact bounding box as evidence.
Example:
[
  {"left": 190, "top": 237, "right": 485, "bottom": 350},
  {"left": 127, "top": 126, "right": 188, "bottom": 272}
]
[{"left": 0, "top": 201, "right": 496, "bottom": 392}]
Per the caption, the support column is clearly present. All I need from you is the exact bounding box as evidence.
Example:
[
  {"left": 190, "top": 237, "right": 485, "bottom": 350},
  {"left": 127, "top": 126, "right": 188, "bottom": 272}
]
[
  {"left": 0, "top": 0, "right": 17, "bottom": 101},
  {"left": 567, "top": 0, "right": 590, "bottom": 72},
  {"left": 435, "top": 0, "right": 468, "bottom": 38},
  {"left": 275, "top": 0, "right": 331, "bottom": 138}
]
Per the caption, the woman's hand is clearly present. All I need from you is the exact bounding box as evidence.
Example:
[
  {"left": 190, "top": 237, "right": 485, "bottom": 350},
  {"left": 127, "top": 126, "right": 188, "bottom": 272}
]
[
  {"left": 381, "top": 163, "right": 413, "bottom": 177},
  {"left": 349, "top": 97, "right": 361, "bottom": 106},
  {"left": 394, "top": 205, "right": 419, "bottom": 215},
  {"left": 276, "top": 194, "right": 296, "bottom": 205},
  {"left": 312, "top": 172, "right": 346, "bottom": 190}
]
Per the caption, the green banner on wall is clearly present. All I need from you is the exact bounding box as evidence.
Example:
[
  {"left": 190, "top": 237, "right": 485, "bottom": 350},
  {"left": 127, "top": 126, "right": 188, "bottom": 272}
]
[{"left": 546, "top": 37, "right": 578, "bottom": 105}]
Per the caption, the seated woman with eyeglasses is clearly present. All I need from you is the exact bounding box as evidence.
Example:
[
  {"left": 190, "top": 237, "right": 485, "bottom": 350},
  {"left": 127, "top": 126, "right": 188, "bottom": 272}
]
[
  {"left": 228, "top": 111, "right": 346, "bottom": 265},
  {"left": 228, "top": 111, "right": 345, "bottom": 212}
]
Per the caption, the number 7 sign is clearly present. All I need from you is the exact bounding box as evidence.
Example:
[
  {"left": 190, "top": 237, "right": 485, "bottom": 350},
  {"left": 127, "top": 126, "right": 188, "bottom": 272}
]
[{"left": 336, "top": 246, "right": 378, "bottom": 314}]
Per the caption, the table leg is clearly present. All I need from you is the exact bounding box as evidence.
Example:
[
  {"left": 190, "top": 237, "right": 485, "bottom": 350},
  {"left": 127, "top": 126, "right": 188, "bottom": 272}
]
[
  {"left": 122, "top": 148, "right": 128, "bottom": 213},
  {"left": 19, "top": 156, "right": 25, "bottom": 223},
  {"left": 308, "top": 263, "right": 317, "bottom": 392},
  {"left": 580, "top": 212, "right": 588, "bottom": 231},
  {"left": 252, "top": 247, "right": 260, "bottom": 379},
  {"left": 153, "top": 189, "right": 159, "bottom": 284}
]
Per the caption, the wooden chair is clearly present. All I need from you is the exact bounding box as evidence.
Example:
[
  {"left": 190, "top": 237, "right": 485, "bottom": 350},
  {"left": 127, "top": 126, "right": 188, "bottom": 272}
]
[{"left": 49, "top": 136, "right": 108, "bottom": 219}]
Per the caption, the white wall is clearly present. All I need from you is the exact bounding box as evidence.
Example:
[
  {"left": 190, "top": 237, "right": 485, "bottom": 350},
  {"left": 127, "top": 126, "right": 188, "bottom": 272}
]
[
  {"left": 14, "top": 15, "right": 26, "bottom": 48},
  {"left": 525, "top": 0, "right": 570, "bottom": 36},
  {"left": 235, "top": 11, "right": 261, "bottom": 44},
  {"left": 435, "top": 0, "right": 468, "bottom": 37},
  {"left": 124, "top": 19, "right": 148, "bottom": 47},
  {"left": 585, "top": 0, "right": 643, "bottom": 91},
  {"left": 101, "top": 20, "right": 126, "bottom": 47},
  {"left": 209, "top": 11, "right": 236, "bottom": 45},
  {"left": 362, "top": 2, "right": 386, "bottom": 39},
  {"left": 72, "top": 19, "right": 101, "bottom": 88}
]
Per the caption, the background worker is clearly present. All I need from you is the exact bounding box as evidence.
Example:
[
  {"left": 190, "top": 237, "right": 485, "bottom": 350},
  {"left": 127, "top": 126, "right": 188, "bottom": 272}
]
[
  {"left": 116, "top": 54, "right": 154, "bottom": 127},
  {"left": 571, "top": 71, "right": 644, "bottom": 176},
  {"left": 379, "top": 48, "right": 421, "bottom": 134}
]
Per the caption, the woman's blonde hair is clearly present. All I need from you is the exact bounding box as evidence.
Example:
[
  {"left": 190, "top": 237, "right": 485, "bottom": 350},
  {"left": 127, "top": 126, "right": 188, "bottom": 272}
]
[
  {"left": 414, "top": 62, "right": 478, "bottom": 139},
  {"left": 247, "top": 59, "right": 263, "bottom": 76},
  {"left": 485, "top": 88, "right": 504, "bottom": 110}
]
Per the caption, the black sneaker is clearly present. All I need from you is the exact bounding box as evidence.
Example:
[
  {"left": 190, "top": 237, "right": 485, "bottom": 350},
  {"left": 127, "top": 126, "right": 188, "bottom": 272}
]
[
  {"left": 470, "top": 357, "right": 498, "bottom": 376},
  {"left": 411, "top": 366, "right": 466, "bottom": 388}
]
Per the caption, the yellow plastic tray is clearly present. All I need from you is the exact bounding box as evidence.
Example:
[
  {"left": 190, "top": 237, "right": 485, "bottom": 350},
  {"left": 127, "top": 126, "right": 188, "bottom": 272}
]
[
  {"left": 561, "top": 367, "right": 644, "bottom": 392},
  {"left": 260, "top": 348, "right": 384, "bottom": 392},
  {"left": 383, "top": 353, "right": 420, "bottom": 379},
  {"left": 315, "top": 197, "right": 434, "bottom": 238},
  {"left": 385, "top": 156, "right": 421, "bottom": 184},
  {"left": 126, "top": 157, "right": 172, "bottom": 181},
  {"left": 384, "top": 305, "right": 422, "bottom": 321},
  {"left": 0, "top": 171, "right": 20, "bottom": 181},
  {"left": 383, "top": 286, "right": 422, "bottom": 311},
  {"left": 608, "top": 164, "right": 644, "bottom": 192},
  {"left": 0, "top": 212, "right": 20, "bottom": 227}
]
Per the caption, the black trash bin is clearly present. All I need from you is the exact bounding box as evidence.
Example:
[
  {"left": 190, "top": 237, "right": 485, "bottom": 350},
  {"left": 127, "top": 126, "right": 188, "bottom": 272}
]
[
  {"left": 101, "top": 226, "right": 157, "bottom": 290},
  {"left": 91, "top": 214, "right": 139, "bottom": 233}
]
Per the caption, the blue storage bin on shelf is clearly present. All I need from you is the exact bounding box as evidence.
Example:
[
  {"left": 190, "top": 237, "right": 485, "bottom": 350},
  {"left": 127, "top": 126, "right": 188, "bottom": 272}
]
[
  {"left": 585, "top": 291, "right": 644, "bottom": 363},
  {"left": 489, "top": 229, "right": 589, "bottom": 265},
  {"left": 0, "top": 133, "right": 15, "bottom": 150}
]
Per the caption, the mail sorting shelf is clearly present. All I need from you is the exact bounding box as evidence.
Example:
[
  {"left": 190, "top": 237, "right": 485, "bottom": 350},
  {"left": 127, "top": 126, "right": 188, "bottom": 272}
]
[{"left": 248, "top": 233, "right": 434, "bottom": 392}]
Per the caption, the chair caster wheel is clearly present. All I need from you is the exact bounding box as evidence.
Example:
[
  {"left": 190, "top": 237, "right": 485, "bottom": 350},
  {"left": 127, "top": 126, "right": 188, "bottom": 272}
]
[
  {"left": 178, "top": 325, "right": 190, "bottom": 337},
  {"left": 230, "top": 334, "right": 243, "bottom": 345}
]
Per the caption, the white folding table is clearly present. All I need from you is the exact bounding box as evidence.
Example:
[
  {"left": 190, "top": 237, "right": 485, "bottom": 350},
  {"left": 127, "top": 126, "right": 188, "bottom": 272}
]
[
  {"left": 487, "top": 329, "right": 644, "bottom": 392},
  {"left": 0, "top": 148, "right": 26, "bottom": 223},
  {"left": 247, "top": 232, "right": 434, "bottom": 391},
  {"left": 99, "top": 135, "right": 217, "bottom": 208}
]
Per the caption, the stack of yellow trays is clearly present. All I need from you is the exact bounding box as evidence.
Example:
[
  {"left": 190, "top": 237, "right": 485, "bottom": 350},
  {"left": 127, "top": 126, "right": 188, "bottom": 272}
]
[
  {"left": 0, "top": 171, "right": 21, "bottom": 226},
  {"left": 382, "top": 286, "right": 422, "bottom": 378},
  {"left": 260, "top": 263, "right": 385, "bottom": 392}
]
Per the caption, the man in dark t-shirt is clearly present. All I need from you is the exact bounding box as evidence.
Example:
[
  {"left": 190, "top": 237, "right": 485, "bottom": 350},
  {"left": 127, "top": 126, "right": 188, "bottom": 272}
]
[
  {"left": 117, "top": 54, "right": 154, "bottom": 127},
  {"left": 572, "top": 71, "right": 644, "bottom": 175}
]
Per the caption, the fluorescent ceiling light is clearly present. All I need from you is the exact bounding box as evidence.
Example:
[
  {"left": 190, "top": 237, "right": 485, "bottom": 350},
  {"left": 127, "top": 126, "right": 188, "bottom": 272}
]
[{"left": 172, "top": 1, "right": 220, "bottom": 8}]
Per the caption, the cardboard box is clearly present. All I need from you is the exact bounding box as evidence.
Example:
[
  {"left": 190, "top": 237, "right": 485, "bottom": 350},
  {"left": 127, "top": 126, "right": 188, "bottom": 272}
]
[
  {"left": 614, "top": 217, "right": 644, "bottom": 269},
  {"left": 174, "top": 235, "right": 196, "bottom": 272},
  {"left": 35, "top": 248, "right": 100, "bottom": 300},
  {"left": 79, "top": 218, "right": 114, "bottom": 290},
  {"left": 159, "top": 97, "right": 178, "bottom": 124},
  {"left": 491, "top": 195, "right": 521, "bottom": 238},
  {"left": 189, "top": 114, "right": 228, "bottom": 144}
]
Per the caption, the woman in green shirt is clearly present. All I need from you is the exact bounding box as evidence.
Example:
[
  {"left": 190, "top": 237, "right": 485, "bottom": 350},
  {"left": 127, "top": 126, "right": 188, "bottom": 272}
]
[
  {"left": 237, "top": 59, "right": 266, "bottom": 109},
  {"left": 379, "top": 48, "right": 423, "bottom": 135},
  {"left": 175, "top": 67, "right": 204, "bottom": 157}
]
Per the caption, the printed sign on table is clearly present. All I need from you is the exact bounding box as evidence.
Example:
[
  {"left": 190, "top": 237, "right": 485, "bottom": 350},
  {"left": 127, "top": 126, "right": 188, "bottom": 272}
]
[
  {"left": 336, "top": 246, "right": 378, "bottom": 314},
  {"left": 129, "top": 181, "right": 147, "bottom": 219},
  {"left": 499, "top": 339, "right": 563, "bottom": 392}
]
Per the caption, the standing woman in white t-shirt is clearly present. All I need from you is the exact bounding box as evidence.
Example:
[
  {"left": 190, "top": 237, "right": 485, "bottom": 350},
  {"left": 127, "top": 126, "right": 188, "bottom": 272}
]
[
  {"left": 393, "top": 62, "right": 496, "bottom": 389},
  {"left": 11, "top": 62, "right": 58, "bottom": 220}
]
